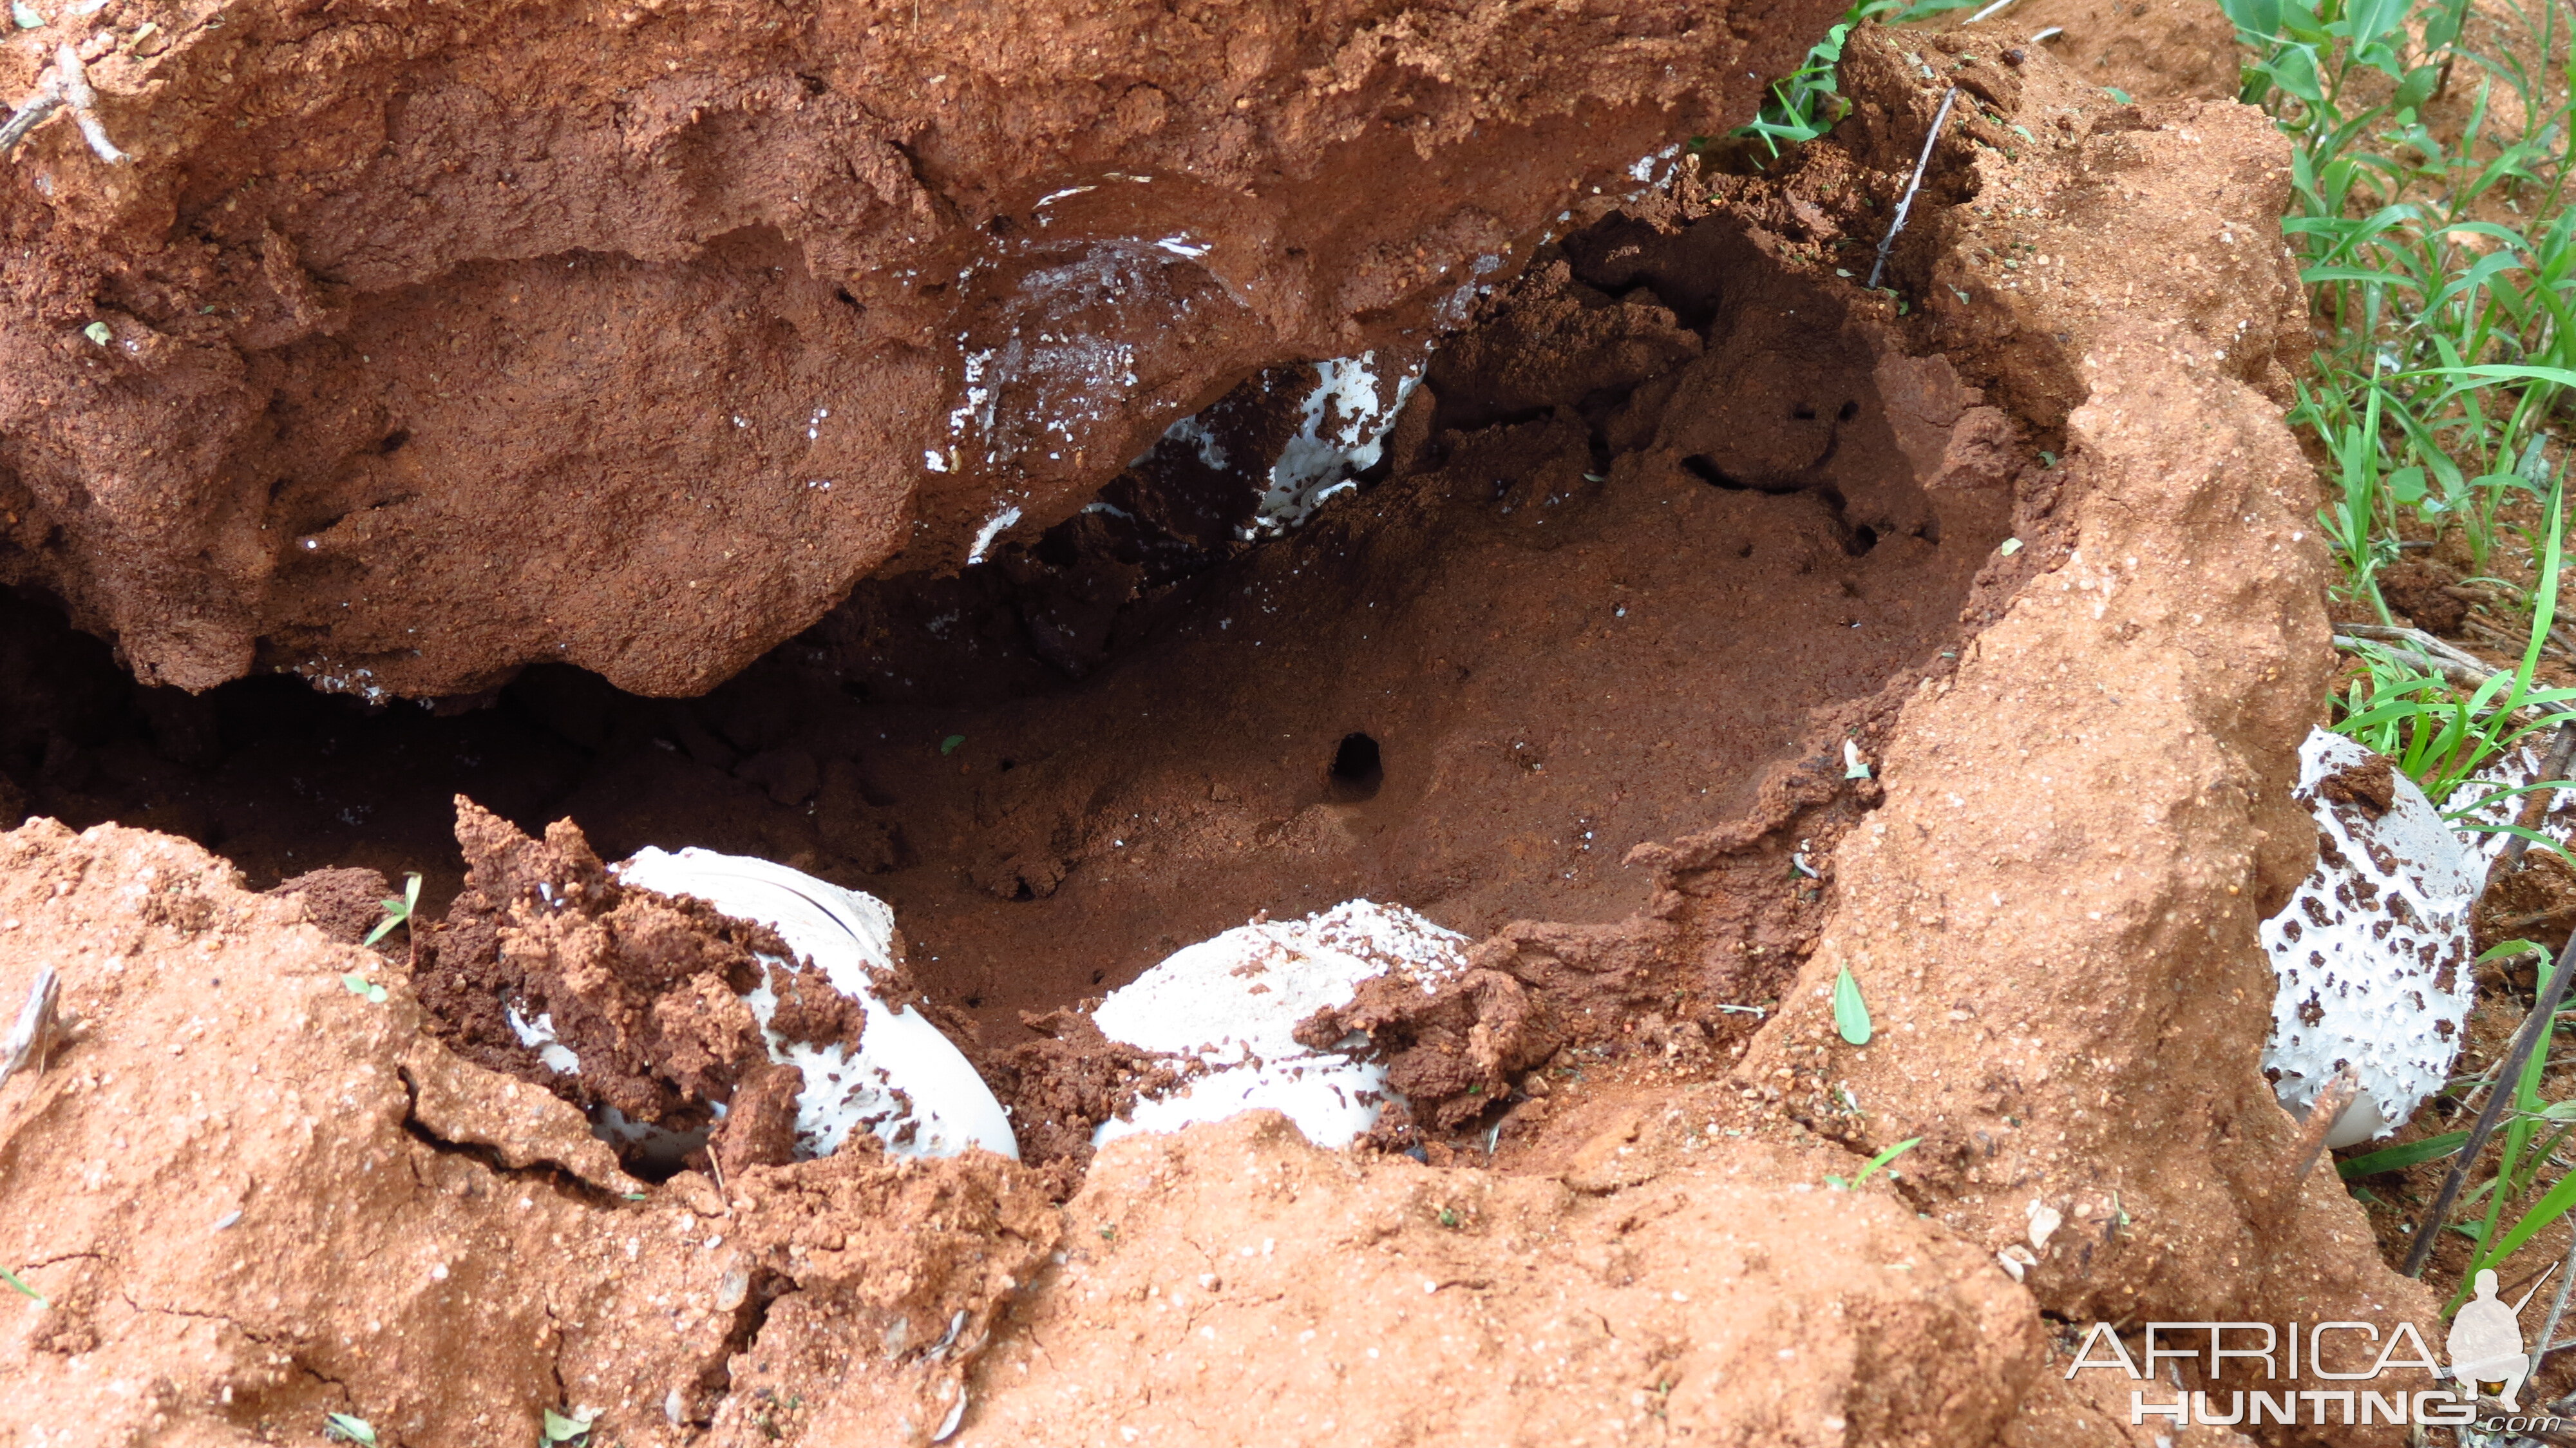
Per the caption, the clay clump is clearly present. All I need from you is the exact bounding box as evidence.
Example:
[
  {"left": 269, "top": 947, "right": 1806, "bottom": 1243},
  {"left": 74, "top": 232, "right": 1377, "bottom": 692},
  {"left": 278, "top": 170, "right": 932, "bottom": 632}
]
[{"left": 412, "top": 798, "right": 865, "bottom": 1170}]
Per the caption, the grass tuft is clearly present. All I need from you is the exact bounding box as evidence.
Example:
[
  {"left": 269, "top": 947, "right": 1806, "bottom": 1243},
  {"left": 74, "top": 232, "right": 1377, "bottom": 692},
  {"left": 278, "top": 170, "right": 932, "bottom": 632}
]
[
  {"left": 2224, "top": 0, "right": 2575, "bottom": 587},
  {"left": 1727, "top": 0, "right": 1983, "bottom": 163}
]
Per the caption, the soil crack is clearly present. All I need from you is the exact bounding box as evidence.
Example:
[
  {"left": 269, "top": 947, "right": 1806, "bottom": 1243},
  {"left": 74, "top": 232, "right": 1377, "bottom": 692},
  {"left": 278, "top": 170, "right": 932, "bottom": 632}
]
[{"left": 393, "top": 1063, "right": 632, "bottom": 1210}]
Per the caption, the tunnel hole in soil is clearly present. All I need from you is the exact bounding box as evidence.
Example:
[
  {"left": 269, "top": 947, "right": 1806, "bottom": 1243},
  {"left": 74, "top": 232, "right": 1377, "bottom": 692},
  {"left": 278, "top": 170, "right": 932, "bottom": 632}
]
[
  {"left": 1327, "top": 734, "right": 1385, "bottom": 802},
  {"left": 0, "top": 209, "right": 2015, "bottom": 1155}
]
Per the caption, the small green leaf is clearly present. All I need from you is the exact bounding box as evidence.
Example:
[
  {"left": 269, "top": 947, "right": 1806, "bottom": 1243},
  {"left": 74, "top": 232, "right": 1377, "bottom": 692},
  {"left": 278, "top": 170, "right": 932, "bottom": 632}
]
[
  {"left": 1842, "top": 739, "right": 1872, "bottom": 780},
  {"left": 1, "top": 1264, "right": 46, "bottom": 1306},
  {"left": 80, "top": 321, "right": 111, "bottom": 346},
  {"left": 365, "top": 873, "right": 421, "bottom": 946},
  {"left": 2391, "top": 62, "right": 2439, "bottom": 115},
  {"left": 324, "top": 1415, "right": 379, "bottom": 1447},
  {"left": 2342, "top": 0, "right": 2406, "bottom": 59},
  {"left": 542, "top": 1408, "right": 597, "bottom": 1443},
  {"left": 1833, "top": 967, "right": 1873, "bottom": 1046},
  {"left": 341, "top": 973, "right": 388, "bottom": 1005},
  {"left": 2103, "top": 85, "right": 2135, "bottom": 104},
  {"left": 940, "top": 734, "right": 967, "bottom": 756},
  {"left": 10, "top": 1, "right": 44, "bottom": 30},
  {"left": 1998, "top": 537, "right": 2024, "bottom": 556}
]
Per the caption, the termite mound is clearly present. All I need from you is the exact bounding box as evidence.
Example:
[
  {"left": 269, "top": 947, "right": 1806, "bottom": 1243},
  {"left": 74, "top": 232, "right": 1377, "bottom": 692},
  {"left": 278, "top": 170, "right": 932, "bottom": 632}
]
[{"left": 0, "top": 26, "right": 2441, "bottom": 1448}]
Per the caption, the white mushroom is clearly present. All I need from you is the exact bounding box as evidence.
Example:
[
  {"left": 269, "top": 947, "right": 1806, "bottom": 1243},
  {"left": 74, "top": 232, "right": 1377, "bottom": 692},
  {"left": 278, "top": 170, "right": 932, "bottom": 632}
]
[
  {"left": 1091, "top": 900, "right": 1470, "bottom": 1149},
  {"left": 2261, "top": 727, "right": 2478, "bottom": 1148},
  {"left": 611, "top": 847, "right": 1018, "bottom": 1162}
]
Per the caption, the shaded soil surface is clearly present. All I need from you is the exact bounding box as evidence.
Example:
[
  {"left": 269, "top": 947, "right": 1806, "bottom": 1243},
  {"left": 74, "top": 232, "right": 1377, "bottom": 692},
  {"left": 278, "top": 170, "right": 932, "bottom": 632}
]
[{"left": 1, "top": 203, "right": 2022, "bottom": 1070}]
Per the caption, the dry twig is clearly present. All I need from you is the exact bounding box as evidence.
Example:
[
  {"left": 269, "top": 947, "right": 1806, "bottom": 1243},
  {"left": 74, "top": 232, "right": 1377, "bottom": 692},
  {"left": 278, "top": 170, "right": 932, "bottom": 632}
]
[
  {"left": 1866, "top": 86, "right": 1958, "bottom": 292},
  {"left": 2535, "top": 1237, "right": 2576, "bottom": 1389},
  {"left": 2333, "top": 625, "right": 2571, "bottom": 727},
  {"left": 2336, "top": 622, "right": 2496, "bottom": 680}
]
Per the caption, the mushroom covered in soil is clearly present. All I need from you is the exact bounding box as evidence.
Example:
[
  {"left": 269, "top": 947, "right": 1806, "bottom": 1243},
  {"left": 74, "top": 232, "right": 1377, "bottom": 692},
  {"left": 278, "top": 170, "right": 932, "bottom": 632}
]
[
  {"left": 1090, "top": 900, "right": 1470, "bottom": 1148},
  {"left": 2261, "top": 727, "right": 2478, "bottom": 1148},
  {"left": 608, "top": 847, "right": 1019, "bottom": 1162}
]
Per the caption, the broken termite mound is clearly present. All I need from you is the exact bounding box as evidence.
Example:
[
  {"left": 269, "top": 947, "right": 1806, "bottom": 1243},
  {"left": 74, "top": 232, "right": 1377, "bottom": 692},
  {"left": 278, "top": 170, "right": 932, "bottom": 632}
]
[
  {"left": 0, "top": 0, "right": 1842, "bottom": 700},
  {"left": 0, "top": 28, "right": 2443, "bottom": 1448}
]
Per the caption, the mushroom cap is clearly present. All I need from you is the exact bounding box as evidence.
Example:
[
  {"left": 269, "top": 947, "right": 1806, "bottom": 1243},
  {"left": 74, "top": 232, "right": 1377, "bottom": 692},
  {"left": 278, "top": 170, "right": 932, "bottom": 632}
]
[
  {"left": 1092, "top": 900, "right": 1470, "bottom": 1150},
  {"left": 618, "top": 846, "right": 1020, "bottom": 1162},
  {"left": 2261, "top": 727, "right": 2478, "bottom": 1148}
]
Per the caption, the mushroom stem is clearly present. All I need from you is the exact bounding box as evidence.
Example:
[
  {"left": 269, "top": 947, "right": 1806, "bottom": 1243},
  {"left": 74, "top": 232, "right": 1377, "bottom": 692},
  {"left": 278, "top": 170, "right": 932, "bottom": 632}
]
[{"left": 2284, "top": 1065, "right": 2360, "bottom": 1194}]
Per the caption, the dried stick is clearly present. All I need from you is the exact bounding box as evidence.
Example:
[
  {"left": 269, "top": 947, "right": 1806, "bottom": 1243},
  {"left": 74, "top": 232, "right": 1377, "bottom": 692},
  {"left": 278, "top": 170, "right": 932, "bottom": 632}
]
[
  {"left": 0, "top": 44, "right": 125, "bottom": 164},
  {"left": 1866, "top": 86, "right": 1959, "bottom": 292},
  {"left": 2337, "top": 622, "right": 2493, "bottom": 674},
  {"left": 2333, "top": 627, "right": 2568, "bottom": 725},
  {"left": 2494, "top": 902, "right": 2576, "bottom": 937},
  {"left": 0, "top": 90, "right": 64, "bottom": 155},
  {"left": 2405, "top": 935, "right": 2576, "bottom": 1277},
  {"left": 2535, "top": 1234, "right": 2576, "bottom": 1388},
  {"left": 2333, "top": 630, "right": 2505, "bottom": 696}
]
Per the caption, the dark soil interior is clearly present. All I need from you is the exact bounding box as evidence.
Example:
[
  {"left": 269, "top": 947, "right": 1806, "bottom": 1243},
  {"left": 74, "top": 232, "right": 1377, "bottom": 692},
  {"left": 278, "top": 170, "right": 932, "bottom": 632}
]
[{"left": 0, "top": 211, "right": 2009, "bottom": 1049}]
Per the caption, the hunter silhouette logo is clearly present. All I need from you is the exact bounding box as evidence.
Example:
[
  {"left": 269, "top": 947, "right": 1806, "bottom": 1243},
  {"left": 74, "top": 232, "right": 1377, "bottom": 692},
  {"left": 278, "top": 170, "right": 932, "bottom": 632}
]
[{"left": 2448, "top": 1269, "right": 2531, "bottom": 1412}]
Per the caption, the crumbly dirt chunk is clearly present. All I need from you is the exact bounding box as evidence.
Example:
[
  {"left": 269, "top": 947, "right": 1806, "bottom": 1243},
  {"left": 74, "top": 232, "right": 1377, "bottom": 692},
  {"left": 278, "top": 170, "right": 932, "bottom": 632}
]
[
  {"left": 2476, "top": 848, "right": 2576, "bottom": 958},
  {"left": 411, "top": 797, "right": 865, "bottom": 1138},
  {"left": 2318, "top": 755, "right": 2398, "bottom": 817},
  {"left": 979, "top": 1009, "right": 1197, "bottom": 1192},
  {"left": 714, "top": 1060, "right": 815, "bottom": 1179},
  {"left": 2377, "top": 558, "right": 2473, "bottom": 635},
  {"left": 263, "top": 864, "right": 395, "bottom": 946}
]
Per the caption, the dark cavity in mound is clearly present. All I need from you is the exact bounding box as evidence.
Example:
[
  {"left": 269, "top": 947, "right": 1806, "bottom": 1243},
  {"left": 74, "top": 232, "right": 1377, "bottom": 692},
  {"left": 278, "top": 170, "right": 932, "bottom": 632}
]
[{"left": 2, "top": 206, "right": 2038, "bottom": 1058}]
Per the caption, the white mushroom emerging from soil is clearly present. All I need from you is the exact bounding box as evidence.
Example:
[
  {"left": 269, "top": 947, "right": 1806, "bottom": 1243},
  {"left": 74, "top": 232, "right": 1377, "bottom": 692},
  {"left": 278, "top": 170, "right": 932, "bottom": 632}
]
[
  {"left": 2261, "top": 727, "right": 2478, "bottom": 1148},
  {"left": 1090, "top": 900, "right": 1470, "bottom": 1149},
  {"left": 609, "top": 847, "right": 1019, "bottom": 1162}
]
